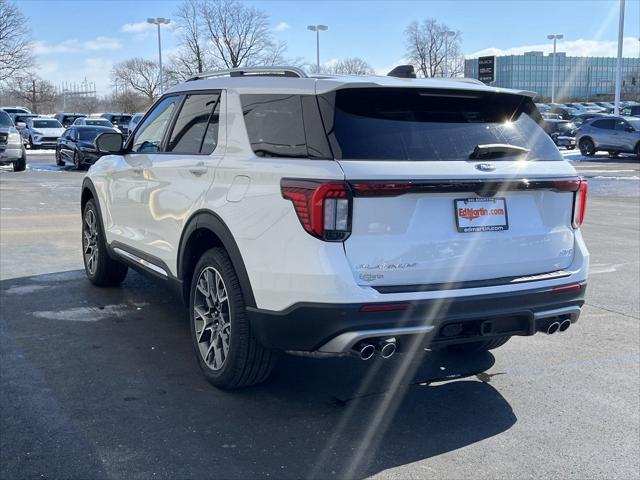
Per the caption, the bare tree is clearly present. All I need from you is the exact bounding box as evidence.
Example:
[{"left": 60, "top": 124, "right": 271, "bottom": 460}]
[
  {"left": 324, "top": 57, "right": 375, "bottom": 75},
  {"left": 201, "top": 0, "right": 281, "bottom": 68},
  {"left": 112, "top": 58, "right": 162, "bottom": 102},
  {"left": 168, "top": 0, "right": 209, "bottom": 82},
  {"left": 0, "top": 0, "right": 34, "bottom": 84},
  {"left": 405, "top": 19, "right": 463, "bottom": 78},
  {"left": 10, "top": 73, "right": 57, "bottom": 113}
]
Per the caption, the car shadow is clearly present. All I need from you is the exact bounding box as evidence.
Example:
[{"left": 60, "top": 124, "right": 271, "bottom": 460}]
[{"left": 1, "top": 270, "right": 516, "bottom": 479}]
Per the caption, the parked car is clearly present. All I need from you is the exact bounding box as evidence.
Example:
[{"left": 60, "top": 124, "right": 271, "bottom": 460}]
[
  {"left": 548, "top": 104, "right": 579, "bottom": 120},
  {"left": 82, "top": 66, "right": 589, "bottom": 389},
  {"left": 576, "top": 116, "right": 640, "bottom": 157},
  {"left": 73, "top": 116, "right": 122, "bottom": 133},
  {"left": 0, "top": 109, "right": 27, "bottom": 171},
  {"left": 25, "top": 117, "right": 65, "bottom": 149},
  {"left": 9, "top": 113, "right": 38, "bottom": 139},
  {"left": 620, "top": 105, "right": 640, "bottom": 117},
  {"left": 595, "top": 102, "right": 615, "bottom": 111},
  {"left": 127, "top": 113, "right": 144, "bottom": 134},
  {"left": 56, "top": 125, "right": 118, "bottom": 169},
  {"left": 100, "top": 113, "right": 133, "bottom": 136},
  {"left": 54, "top": 112, "right": 87, "bottom": 128},
  {"left": 0, "top": 106, "right": 32, "bottom": 115},
  {"left": 580, "top": 102, "right": 608, "bottom": 113},
  {"left": 541, "top": 119, "right": 576, "bottom": 149}
]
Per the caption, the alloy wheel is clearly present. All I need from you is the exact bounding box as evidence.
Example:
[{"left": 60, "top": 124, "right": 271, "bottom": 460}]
[
  {"left": 83, "top": 208, "right": 99, "bottom": 275},
  {"left": 193, "top": 266, "right": 231, "bottom": 371}
]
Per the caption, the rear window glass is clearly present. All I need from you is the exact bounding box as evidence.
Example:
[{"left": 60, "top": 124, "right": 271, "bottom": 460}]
[
  {"left": 78, "top": 128, "right": 109, "bottom": 141},
  {"left": 108, "top": 115, "right": 132, "bottom": 124},
  {"left": 321, "top": 88, "right": 561, "bottom": 161},
  {"left": 33, "top": 120, "right": 62, "bottom": 128},
  {"left": 85, "top": 119, "right": 110, "bottom": 127}
]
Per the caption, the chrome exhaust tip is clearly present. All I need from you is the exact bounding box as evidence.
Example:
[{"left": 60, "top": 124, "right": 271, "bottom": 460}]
[
  {"left": 558, "top": 319, "right": 572, "bottom": 332},
  {"left": 357, "top": 343, "right": 375, "bottom": 361},
  {"left": 379, "top": 341, "right": 397, "bottom": 359},
  {"left": 546, "top": 322, "right": 560, "bottom": 335}
]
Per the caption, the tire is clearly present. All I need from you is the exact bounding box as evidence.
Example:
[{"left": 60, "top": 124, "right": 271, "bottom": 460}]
[
  {"left": 579, "top": 138, "right": 595, "bottom": 157},
  {"left": 28, "top": 136, "right": 34, "bottom": 149},
  {"left": 82, "top": 199, "right": 128, "bottom": 286},
  {"left": 55, "top": 148, "right": 65, "bottom": 166},
  {"left": 635, "top": 143, "right": 640, "bottom": 159},
  {"left": 448, "top": 336, "right": 511, "bottom": 353},
  {"left": 12, "top": 154, "right": 26, "bottom": 172},
  {"left": 73, "top": 151, "right": 81, "bottom": 170},
  {"left": 189, "top": 248, "right": 276, "bottom": 389}
]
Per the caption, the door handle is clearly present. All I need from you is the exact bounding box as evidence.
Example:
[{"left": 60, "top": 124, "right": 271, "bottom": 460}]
[{"left": 189, "top": 163, "right": 207, "bottom": 177}]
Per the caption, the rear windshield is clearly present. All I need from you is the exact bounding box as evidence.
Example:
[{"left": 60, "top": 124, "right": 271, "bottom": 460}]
[
  {"left": 33, "top": 119, "right": 62, "bottom": 129},
  {"left": 85, "top": 119, "right": 111, "bottom": 127},
  {"left": 108, "top": 115, "right": 132, "bottom": 124},
  {"left": 322, "top": 88, "right": 561, "bottom": 161},
  {"left": 78, "top": 128, "right": 109, "bottom": 141}
]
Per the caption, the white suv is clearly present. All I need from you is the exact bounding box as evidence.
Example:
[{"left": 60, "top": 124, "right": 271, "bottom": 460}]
[{"left": 82, "top": 66, "right": 589, "bottom": 389}]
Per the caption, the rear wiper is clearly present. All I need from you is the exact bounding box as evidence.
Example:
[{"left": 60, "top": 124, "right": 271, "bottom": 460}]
[{"left": 469, "top": 144, "right": 530, "bottom": 160}]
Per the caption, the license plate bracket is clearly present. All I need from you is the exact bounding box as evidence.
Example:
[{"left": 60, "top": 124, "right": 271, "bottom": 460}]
[{"left": 454, "top": 197, "right": 509, "bottom": 233}]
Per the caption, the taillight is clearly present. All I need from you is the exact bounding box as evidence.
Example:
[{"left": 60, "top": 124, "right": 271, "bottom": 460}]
[
  {"left": 281, "top": 179, "right": 352, "bottom": 241},
  {"left": 572, "top": 178, "right": 588, "bottom": 228}
]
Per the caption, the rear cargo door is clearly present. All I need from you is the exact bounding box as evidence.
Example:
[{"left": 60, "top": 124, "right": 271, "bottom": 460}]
[{"left": 321, "top": 87, "right": 579, "bottom": 288}]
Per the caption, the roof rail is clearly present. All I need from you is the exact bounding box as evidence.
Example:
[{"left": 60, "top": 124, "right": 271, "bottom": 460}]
[
  {"left": 187, "top": 66, "right": 308, "bottom": 81},
  {"left": 444, "top": 77, "right": 486, "bottom": 86}
]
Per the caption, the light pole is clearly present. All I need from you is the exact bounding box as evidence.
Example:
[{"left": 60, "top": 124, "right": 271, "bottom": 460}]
[
  {"left": 444, "top": 30, "right": 456, "bottom": 77},
  {"left": 307, "top": 25, "right": 328, "bottom": 73},
  {"left": 147, "top": 17, "right": 171, "bottom": 94},
  {"left": 547, "top": 34, "right": 563, "bottom": 103},
  {"left": 613, "top": 0, "right": 625, "bottom": 115}
]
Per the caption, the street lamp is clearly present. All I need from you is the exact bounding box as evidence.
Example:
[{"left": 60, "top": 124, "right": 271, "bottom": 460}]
[
  {"left": 147, "top": 17, "right": 171, "bottom": 94},
  {"left": 547, "top": 34, "right": 564, "bottom": 103},
  {"left": 613, "top": 0, "right": 625, "bottom": 115},
  {"left": 307, "top": 25, "right": 328, "bottom": 73},
  {"left": 444, "top": 30, "right": 456, "bottom": 77}
]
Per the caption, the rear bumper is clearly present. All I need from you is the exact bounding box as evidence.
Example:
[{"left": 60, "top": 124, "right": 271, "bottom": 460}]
[
  {"left": 246, "top": 282, "right": 586, "bottom": 354},
  {"left": 0, "top": 147, "right": 22, "bottom": 162}
]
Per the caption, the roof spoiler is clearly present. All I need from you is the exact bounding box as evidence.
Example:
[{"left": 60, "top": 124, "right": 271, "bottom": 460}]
[{"left": 387, "top": 65, "right": 416, "bottom": 79}]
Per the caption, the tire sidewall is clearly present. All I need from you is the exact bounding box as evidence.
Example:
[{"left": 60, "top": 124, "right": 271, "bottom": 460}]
[
  {"left": 579, "top": 138, "right": 595, "bottom": 156},
  {"left": 82, "top": 200, "right": 109, "bottom": 282},
  {"left": 189, "top": 249, "right": 247, "bottom": 386}
]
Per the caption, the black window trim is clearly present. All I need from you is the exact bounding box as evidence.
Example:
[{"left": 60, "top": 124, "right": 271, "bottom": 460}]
[{"left": 124, "top": 89, "right": 223, "bottom": 156}]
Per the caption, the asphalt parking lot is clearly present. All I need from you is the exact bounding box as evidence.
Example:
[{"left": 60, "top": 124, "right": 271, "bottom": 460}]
[{"left": 1, "top": 151, "right": 639, "bottom": 479}]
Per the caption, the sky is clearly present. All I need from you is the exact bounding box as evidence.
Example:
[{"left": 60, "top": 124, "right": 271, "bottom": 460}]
[{"left": 17, "top": 0, "right": 640, "bottom": 94}]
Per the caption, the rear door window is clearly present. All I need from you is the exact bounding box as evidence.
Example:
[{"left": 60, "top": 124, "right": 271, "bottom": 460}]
[
  {"left": 320, "top": 88, "right": 561, "bottom": 161},
  {"left": 166, "top": 92, "right": 221, "bottom": 154},
  {"left": 592, "top": 119, "right": 615, "bottom": 129}
]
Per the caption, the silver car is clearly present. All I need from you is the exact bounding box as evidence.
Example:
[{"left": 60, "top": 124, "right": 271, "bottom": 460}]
[{"left": 576, "top": 116, "right": 640, "bottom": 158}]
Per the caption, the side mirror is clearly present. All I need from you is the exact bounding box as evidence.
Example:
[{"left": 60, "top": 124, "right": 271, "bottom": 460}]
[
  {"left": 16, "top": 122, "right": 26, "bottom": 128},
  {"left": 626, "top": 126, "right": 634, "bottom": 132},
  {"left": 95, "top": 132, "right": 124, "bottom": 154}
]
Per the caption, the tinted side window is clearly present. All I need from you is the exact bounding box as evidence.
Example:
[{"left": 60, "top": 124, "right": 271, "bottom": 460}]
[
  {"left": 167, "top": 92, "right": 221, "bottom": 154},
  {"left": 614, "top": 119, "right": 630, "bottom": 131},
  {"left": 241, "top": 95, "right": 307, "bottom": 158},
  {"left": 592, "top": 119, "right": 615, "bottom": 129},
  {"left": 131, "top": 96, "right": 180, "bottom": 153}
]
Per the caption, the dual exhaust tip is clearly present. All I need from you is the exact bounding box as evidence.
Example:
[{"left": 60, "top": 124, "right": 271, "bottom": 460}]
[
  {"left": 355, "top": 338, "right": 397, "bottom": 360},
  {"left": 544, "top": 318, "right": 572, "bottom": 335}
]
